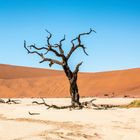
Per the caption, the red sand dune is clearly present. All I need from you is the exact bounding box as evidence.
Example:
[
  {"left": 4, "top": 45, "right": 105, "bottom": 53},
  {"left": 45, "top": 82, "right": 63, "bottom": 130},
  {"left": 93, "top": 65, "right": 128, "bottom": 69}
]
[{"left": 0, "top": 64, "right": 140, "bottom": 98}]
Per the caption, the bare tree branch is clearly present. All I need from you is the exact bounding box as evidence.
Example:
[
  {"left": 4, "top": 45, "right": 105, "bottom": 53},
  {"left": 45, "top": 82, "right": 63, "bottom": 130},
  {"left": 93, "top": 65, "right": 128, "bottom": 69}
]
[
  {"left": 45, "top": 29, "right": 52, "bottom": 46},
  {"left": 39, "top": 58, "right": 63, "bottom": 67},
  {"left": 32, "top": 98, "right": 116, "bottom": 110},
  {"left": 32, "top": 98, "right": 74, "bottom": 109},
  {"left": 24, "top": 41, "right": 45, "bottom": 58},
  {"left": 24, "top": 40, "right": 63, "bottom": 67},
  {"left": 24, "top": 29, "right": 64, "bottom": 59},
  {"left": 53, "top": 35, "right": 66, "bottom": 61},
  {"left": 45, "top": 29, "right": 65, "bottom": 57},
  {"left": 73, "top": 61, "right": 83, "bottom": 74},
  {"left": 67, "top": 28, "right": 95, "bottom": 60},
  {"left": 71, "top": 28, "right": 96, "bottom": 44},
  {"left": 0, "top": 98, "right": 21, "bottom": 104},
  {"left": 24, "top": 42, "right": 63, "bottom": 58},
  {"left": 6, "top": 99, "right": 21, "bottom": 104},
  {"left": 57, "top": 35, "right": 65, "bottom": 55},
  {"left": 28, "top": 111, "right": 40, "bottom": 115},
  {"left": 0, "top": 99, "right": 5, "bottom": 103}
]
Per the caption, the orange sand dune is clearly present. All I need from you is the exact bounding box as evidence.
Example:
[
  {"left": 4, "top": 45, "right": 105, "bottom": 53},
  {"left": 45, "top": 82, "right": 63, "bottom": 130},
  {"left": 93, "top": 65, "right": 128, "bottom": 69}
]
[{"left": 0, "top": 64, "right": 140, "bottom": 98}]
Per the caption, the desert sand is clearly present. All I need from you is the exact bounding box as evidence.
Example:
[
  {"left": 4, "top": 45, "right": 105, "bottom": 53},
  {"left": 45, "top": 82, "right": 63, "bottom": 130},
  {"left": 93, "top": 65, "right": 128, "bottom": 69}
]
[
  {"left": 0, "top": 98, "right": 140, "bottom": 140},
  {"left": 0, "top": 64, "right": 140, "bottom": 139},
  {"left": 0, "top": 64, "right": 140, "bottom": 98}
]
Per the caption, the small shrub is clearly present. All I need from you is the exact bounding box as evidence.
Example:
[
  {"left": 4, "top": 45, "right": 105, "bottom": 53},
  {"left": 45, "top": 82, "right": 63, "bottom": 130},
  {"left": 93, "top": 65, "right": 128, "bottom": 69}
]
[
  {"left": 128, "top": 100, "right": 140, "bottom": 107},
  {"left": 120, "top": 100, "right": 140, "bottom": 108}
]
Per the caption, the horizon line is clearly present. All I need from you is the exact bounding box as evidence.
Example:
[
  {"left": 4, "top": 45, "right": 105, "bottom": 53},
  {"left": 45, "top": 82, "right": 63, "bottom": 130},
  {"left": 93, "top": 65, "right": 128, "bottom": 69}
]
[{"left": 0, "top": 63, "right": 140, "bottom": 74}]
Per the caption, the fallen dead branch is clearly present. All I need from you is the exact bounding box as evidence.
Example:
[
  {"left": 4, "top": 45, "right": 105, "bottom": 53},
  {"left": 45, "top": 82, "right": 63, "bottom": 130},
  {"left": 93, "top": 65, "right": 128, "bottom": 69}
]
[
  {"left": 81, "top": 99, "right": 98, "bottom": 108},
  {"left": 6, "top": 99, "right": 21, "bottom": 104},
  {"left": 0, "top": 98, "right": 21, "bottom": 104},
  {"left": 28, "top": 111, "right": 40, "bottom": 115},
  {"left": 32, "top": 98, "right": 74, "bottom": 110},
  {"left": 32, "top": 98, "right": 116, "bottom": 110},
  {"left": 0, "top": 99, "right": 5, "bottom": 103}
]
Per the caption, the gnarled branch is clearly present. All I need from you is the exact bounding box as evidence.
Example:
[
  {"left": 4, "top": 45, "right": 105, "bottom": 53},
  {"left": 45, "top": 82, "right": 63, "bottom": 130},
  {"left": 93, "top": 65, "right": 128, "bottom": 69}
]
[
  {"left": 0, "top": 99, "right": 5, "bottom": 103},
  {"left": 32, "top": 98, "right": 74, "bottom": 109},
  {"left": 24, "top": 40, "right": 63, "bottom": 67},
  {"left": 0, "top": 98, "right": 21, "bottom": 104},
  {"left": 24, "top": 30, "right": 65, "bottom": 67},
  {"left": 32, "top": 98, "right": 114, "bottom": 110},
  {"left": 28, "top": 111, "right": 40, "bottom": 115},
  {"left": 45, "top": 29, "right": 52, "bottom": 46},
  {"left": 45, "top": 30, "right": 65, "bottom": 57},
  {"left": 39, "top": 58, "right": 63, "bottom": 67},
  {"left": 67, "top": 28, "right": 96, "bottom": 60},
  {"left": 56, "top": 35, "right": 65, "bottom": 55},
  {"left": 73, "top": 61, "right": 83, "bottom": 74}
]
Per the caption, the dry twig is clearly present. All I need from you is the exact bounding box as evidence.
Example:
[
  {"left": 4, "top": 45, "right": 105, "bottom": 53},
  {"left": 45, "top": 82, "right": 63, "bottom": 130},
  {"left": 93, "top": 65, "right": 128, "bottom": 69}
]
[{"left": 28, "top": 111, "right": 40, "bottom": 115}]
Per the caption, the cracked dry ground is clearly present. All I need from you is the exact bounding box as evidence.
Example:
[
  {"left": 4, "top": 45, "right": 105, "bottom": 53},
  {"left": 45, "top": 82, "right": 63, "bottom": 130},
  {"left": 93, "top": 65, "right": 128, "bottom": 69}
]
[
  {"left": 1, "top": 114, "right": 140, "bottom": 140},
  {"left": 0, "top": 116, "right": 100, "bottom": 140}
]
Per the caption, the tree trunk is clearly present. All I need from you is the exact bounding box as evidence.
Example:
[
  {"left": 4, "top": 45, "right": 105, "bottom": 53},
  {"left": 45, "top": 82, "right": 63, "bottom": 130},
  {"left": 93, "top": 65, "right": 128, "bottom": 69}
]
[
  {"left": 63, "top": 64, "right": 81, "bottom": 106},
  {"left": 69, "top": 78, "right": 80, "bottom": 106}
]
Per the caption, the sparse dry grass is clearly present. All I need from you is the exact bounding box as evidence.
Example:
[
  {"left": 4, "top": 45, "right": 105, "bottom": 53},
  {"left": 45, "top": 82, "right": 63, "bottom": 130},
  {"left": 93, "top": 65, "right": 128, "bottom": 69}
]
[{"left": 120, "top": 100, "right": 140, "bottom": 108}]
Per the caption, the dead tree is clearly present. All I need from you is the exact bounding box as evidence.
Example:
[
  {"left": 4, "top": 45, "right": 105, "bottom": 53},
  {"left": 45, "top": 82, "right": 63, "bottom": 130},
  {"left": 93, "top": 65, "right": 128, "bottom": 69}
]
[{"left": 24, "top": 29, "right": 95, "bottom": 107}]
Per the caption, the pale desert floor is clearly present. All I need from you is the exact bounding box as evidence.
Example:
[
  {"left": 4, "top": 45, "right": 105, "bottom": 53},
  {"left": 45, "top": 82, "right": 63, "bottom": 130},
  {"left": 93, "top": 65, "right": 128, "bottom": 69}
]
[{"left": 0, "top": 98, "right": 140, "bottom": 140}]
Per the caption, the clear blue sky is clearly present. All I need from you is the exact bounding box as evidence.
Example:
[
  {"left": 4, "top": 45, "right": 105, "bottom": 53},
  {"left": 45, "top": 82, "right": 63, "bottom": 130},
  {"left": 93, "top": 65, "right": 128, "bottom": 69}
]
[{"left": 0, "top": 0, "right": 140, "bottom": 72}]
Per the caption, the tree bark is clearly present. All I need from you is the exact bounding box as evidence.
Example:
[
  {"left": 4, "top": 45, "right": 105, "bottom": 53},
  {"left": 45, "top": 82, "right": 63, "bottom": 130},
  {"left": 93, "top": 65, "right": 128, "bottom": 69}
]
[
  {"left": 63, "top": 64, "right": 80, "bottom": 106},
  {"left": 69, "top": 78, "right": 80, "bottom": 106}
]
